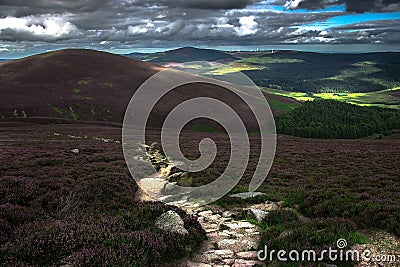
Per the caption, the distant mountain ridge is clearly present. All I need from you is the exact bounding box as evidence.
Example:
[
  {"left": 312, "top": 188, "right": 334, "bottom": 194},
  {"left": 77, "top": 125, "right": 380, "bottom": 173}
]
[{"left": 126, "top": 47, "right": 236, "bottom": 63}]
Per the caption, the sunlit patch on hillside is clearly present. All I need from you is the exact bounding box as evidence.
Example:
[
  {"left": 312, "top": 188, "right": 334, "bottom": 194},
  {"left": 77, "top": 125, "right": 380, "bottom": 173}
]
[
  {"left": 263, "top": 87, "right": 400, "bottom": 109},
  {"left": 208, "top": 62, "right": 264, "bottom": 75}
]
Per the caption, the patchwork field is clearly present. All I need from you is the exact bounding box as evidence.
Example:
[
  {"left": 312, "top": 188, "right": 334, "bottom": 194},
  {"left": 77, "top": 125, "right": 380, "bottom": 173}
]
[
  {"left": 263, "top": 87, "right": 400, "bottom": 109},
  {"left": 130, "top": 48, "right": 400, "bottom": 110}
]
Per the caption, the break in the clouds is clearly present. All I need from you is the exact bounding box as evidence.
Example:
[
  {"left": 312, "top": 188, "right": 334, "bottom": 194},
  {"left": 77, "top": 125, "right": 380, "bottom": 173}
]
[
  {"left": 0, "top": 0, "right": 399, "bottom": 56},
  {"left": 284, "top": 0, "right": 400, "bottom": 13}
]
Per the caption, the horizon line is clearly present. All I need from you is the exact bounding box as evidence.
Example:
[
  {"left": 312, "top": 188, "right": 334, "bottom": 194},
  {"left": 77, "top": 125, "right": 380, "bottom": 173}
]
[{"left": 2, "top": 44, "right": 400, "bottom": 60}]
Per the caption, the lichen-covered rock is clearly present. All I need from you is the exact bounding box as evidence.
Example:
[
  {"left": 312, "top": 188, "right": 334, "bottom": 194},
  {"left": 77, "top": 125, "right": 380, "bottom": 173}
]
[
  {"left": 155, "top": 210, "right": 189, "bottom": 235},
  {"left": 279, "top": 229, "right": 294, "bottom": 239},
  {"left": 247, "top": 208, "right": 269, "bottom": 223}
]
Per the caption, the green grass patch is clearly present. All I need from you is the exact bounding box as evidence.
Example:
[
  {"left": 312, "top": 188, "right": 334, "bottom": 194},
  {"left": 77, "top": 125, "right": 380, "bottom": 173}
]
[
  {"left": 69, "top": 108, "right": 78, "bottom": 120},
  {"left": 51, "top": 106, "right": 64, "bottom": 116},
  {"left": 177, "top": 176, "right": 193, "bottom": 187},
  {"left": 78, "top": 79, "right": 90, "bottom": 86},
  {"left": 192, "top": 124, "right": 220, "bottom": 133},
  {"left": 267, "top": 98, "right": 300, "bottom": 112},
  {"left": 208, "top": 62, "right": 263, "bottom": 75},
  {"left": 51, "top": 106, "right": 79, "bottom": 120},
  {"left": 72, "top": 88, "right": 81, "bottom": 94}
]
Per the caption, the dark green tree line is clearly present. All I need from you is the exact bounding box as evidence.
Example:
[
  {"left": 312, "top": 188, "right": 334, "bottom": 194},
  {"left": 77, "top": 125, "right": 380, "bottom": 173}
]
[{"left": 275, "top": 100, "right": 400, "bottom": 139}]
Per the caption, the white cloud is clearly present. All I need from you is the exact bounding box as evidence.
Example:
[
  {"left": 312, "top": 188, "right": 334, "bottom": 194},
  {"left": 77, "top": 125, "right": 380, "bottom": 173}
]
[
  {"left": 0, "top": 14, "right": 80, "bottom": 41},
  {"left": 235, "top": 16, "right": 258, "bottom": 36},
  {"left": 127, "top": 22, "right": 155, "bottom": 35},
  {"left": 284, "top": 0, "right": 304, "bottom": 10}
]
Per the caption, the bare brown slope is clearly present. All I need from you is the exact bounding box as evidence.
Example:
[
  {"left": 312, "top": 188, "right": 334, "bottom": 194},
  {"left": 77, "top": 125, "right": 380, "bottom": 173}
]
[
  {"left": 0, "top": 49, "right": 163, "bottom": 123},
  {"left": 0, "top": 49, "right": 295, "bottom": 131}
]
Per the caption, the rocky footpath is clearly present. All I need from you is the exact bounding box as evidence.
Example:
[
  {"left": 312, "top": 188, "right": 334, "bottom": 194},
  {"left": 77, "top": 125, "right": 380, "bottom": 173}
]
[
  {"left": 174, "top": 199, "right": 286, "bottom": 267},
  {"left": 178, "top": 207, "right": 263, "bottom": 267},
  {"left": 143, "top": 143, "right": 276, "bottom": 266}
]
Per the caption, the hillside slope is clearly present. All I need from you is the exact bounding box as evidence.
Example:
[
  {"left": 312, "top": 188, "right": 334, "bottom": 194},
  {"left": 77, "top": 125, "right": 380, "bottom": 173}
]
[
  {"left": 0, "top": 49, "right": 298, "bottom": 131},
  {"left": 0, "top": 49, "right": 162, "bottom": 123}
]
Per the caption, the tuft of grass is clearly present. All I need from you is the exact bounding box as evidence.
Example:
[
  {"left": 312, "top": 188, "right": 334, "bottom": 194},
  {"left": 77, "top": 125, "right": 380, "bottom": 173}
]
[
  {"left": 78, "top": 79, "right": 90, "bottom": 86},
  {"left": 68, "top": 107, "right": 79, "bottom": 121},
  {"left": 51, "top": 106, "right": 64, "bottom": 116}
]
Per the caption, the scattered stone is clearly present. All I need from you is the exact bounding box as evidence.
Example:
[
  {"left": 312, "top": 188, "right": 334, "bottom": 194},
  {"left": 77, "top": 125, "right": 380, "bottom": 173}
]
[
  {"left": 279, "top": 229, "right": 293, "bottom": 239},
  {"left": 247, "top": 208, "right": 269, "bottom": 223},
  {"left": 155, "top": 210, "right": 188, "bottom": 235},
  {"left": 222, "top": 211, "right": 234, "bottom": 218},
  {"left": 229, "top": 192, "right": 266, "bottom": 200},
  {"left": 217, "top": 239, "right": 258, "bottom": 252},
  {"left": 198, "top": 210, "right": 213, "bottom": 217},
  {"left": 217, "top": 239, "right": 239, "bottom": 248},
  {"left": 186, "top": 261, "right": 212, "bottom": 267},
  {"left": 221, "top": 230, "right": 235, "bottom": 236},
  {"left": 250, "top": 201, "right": 282, "bottom": 212},
  {"left": 13, "top": 109, "right": 27, "bottom": 118},
  {"left": 233, "top": 259, "right": 264, "bottom": 267},
  {"left": 206, "top": 231, "right": 219, "bottom": 239},
  {"left": 204, "top": 214, "right": 222, "bottom": 223},
  {"left": 218, "top": 231, "right": 230, "bottom": 237},
  {"left": 202, "top": 252, "right": 223, "bottom": 263},
  {"left": 222, "top": 259, "right": 235, "bottom": 265},
  {"left": 213, "top": 249, "right": 234, "bottom": 258},
  {"left": 236, "top": 251, "right": 258, "bottom": 259},
  {"left": 71, "top": 149, "right": 79, "bottom": 155},
  {"left": 224, "top": 221, "right": 255, "bottom": 230}
]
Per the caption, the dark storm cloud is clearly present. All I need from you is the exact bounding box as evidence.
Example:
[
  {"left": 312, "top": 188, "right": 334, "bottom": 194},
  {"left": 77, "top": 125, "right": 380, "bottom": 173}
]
[
  {"left": 165, "top": 0, "right": 260, "bottom": 10},
  {"left": 284, "top": 0, "right": 400, "bottom": 13},
  {"left": 0, "top": 0, "right": 107, "bottom": 12},
  {"left": 0, "top": 0, "right": 399, "bottom": 56}
]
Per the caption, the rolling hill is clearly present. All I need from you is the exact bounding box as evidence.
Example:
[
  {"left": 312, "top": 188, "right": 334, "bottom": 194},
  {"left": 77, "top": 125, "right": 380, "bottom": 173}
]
[
  {"left": 0, "top": 49, "right": 162, "bottom": 123},
  {"left": 0, "top": 49, "right": 298, "bottom": 131},
  {"left": 126, "top": 47, "right": 236, "bottom": 63},
  {"left": 128, "top": 47, "right": 400, "bottom": 97}
]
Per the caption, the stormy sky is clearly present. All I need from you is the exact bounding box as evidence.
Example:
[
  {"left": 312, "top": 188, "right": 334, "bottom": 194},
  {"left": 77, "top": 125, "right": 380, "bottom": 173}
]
[{"left": 0, "top": 0, "right": 399, "bottom": 57}]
